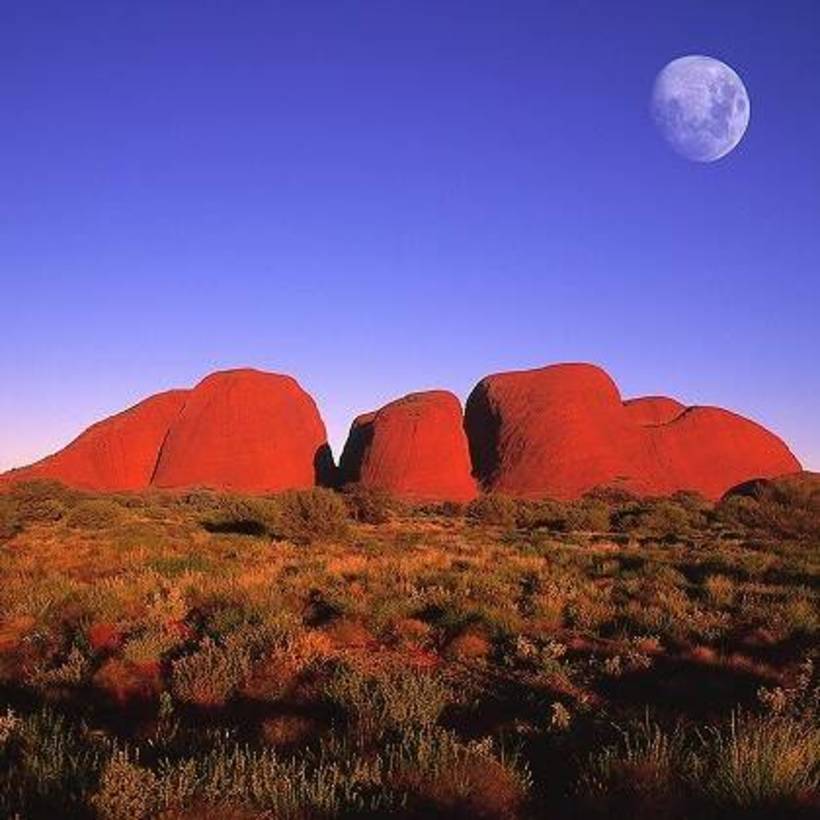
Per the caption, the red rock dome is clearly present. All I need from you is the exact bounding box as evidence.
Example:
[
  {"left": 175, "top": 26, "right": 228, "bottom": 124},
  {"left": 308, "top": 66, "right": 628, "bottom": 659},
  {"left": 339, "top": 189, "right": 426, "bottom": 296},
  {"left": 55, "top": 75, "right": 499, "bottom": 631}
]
[
  {"left": 339, "top": 390, "right": 476, "bottom": 502},
  {"left": 465, "top": 363, "right": 801, "bottom": 500},
  {"left": 642, "top": 406, "right": 802, "bottom": 499},
  {"left": 2, "top": 368, "right": 333, "bottom": 494},
  {"left": 151, "top": 369, "right": 332, "bottom": 493},
  {"left": 0, "top": 390, "right": 189, "bottom": 492},
  {"left": 465, "top": 364, "right": 647, "bottom": 499},
  {"left": 2, "top": 363, "right": 801, "bottom": 502}
]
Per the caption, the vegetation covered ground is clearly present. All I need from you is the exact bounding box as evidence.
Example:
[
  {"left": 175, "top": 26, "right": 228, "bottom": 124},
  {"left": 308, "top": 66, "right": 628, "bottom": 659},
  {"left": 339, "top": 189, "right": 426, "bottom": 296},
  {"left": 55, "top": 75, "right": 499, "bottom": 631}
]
[{"left": 0, "top": 478, "right": 817, "bottom": 819}]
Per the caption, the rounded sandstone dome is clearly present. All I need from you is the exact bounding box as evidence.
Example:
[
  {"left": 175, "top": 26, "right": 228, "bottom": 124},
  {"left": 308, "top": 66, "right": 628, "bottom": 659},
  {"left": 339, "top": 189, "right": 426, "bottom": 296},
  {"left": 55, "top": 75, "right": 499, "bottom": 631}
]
[
  {"left": 0, "top": 390, "right": 189, "bottom": 492},
  {"left": 465, "top": 363, "right": 638, "bottom": 498},
  {"left": 339, "top": 390, "right": 476, "bottom": 502},
  {"left": 152, "top": 368, "right": 332, "bottom": 493}
]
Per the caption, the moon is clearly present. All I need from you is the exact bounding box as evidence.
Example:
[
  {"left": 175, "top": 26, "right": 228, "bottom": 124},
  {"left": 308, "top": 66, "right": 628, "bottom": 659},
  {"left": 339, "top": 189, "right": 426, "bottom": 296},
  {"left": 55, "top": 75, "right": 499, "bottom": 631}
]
[{"left": 651, "top": 55, "right": 750, "bottom": 162}]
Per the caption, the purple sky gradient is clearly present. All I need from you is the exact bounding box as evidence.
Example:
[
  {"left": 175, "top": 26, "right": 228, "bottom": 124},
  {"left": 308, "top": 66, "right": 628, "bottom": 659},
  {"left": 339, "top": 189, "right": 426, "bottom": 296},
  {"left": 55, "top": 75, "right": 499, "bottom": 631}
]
[{"left": 1, "top": 1, "right": 818, "bottom": 471}]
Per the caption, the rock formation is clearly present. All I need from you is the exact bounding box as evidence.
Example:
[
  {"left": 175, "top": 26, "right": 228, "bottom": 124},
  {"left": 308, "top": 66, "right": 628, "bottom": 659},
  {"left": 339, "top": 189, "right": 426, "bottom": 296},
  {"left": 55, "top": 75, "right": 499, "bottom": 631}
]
[
  {"left": 641, "top": 406, "right": 802, "bottom": 500},
  {"left": 2, "top": 369, "right": 332, "bottom": 493},
  {"left": 2, "top": 362, "right": 801, "bottom": 501},
  {"left": 465, "top": 363, "right": 801, "bottom": 500},
  {"left": 339, "top": 390, "right": 476, "bottom": 502},
  {"left": 623, "top": 396, "right": 686, "bottom": 426},
  {"left": 151, "top": 369, "right": 332, "bottom": 492},
  {"left": 0, "top": 390, "right": 189, "bottom": 492}
]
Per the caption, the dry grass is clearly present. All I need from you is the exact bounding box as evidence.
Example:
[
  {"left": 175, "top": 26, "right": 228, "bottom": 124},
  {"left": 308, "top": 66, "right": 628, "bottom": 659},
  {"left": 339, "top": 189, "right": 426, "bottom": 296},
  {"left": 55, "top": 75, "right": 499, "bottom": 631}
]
[{"left": 0, "top": 483, "right": 817, "bottom": 818}]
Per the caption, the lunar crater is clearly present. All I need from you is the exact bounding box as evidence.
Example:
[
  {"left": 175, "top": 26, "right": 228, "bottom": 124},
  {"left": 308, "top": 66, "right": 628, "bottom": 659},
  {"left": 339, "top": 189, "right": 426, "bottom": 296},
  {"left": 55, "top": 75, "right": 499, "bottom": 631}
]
[{"left": 652, "top": 55, "right": 750, "bottom": 162}]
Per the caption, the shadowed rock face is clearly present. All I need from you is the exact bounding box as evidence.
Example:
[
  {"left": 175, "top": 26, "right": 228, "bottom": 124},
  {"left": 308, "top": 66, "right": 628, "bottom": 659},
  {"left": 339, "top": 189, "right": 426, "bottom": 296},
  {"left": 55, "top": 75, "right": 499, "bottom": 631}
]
[
  {"left": 339, "top": 390, "right": 476, "bottom": 502},
  {"left": 465, "top": 363, "right": 801, "bottom": 500},
  {"left": 2, "top": 369, "right": 332, "bottom": 494},
  {"left": 0, "top": 390, "right": 189, "bottom": 491}
]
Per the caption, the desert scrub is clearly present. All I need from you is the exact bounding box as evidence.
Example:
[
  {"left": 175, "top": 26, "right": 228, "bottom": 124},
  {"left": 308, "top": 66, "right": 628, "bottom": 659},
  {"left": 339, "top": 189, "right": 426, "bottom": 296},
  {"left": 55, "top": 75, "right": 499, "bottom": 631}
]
[
  {"left": 171, "top": 636, "right": 253, "bottom": 707},
  {"left": 27, "top": 644, "right": 91, "bottom": 689},
  {"left": 0, "top": 495, "right": 21, "bottom": 541},
  {"left": 1, "top": 572, "right": 83, "bottom": 621},
  {"left": 149, "top": 552, "right": 212, "bottom": 578},
  {"left": 564, "top": 584, "right": 617, "bottom": 631},
  {"left": 703, "top": 574, "right": 735, "bottom": 607},
  {"left": 9, "top": 479, "right": 74, "bottom": 523},
  {"left": 199, "top": 494, "right": 279, "bottom": 536},
  {"left": 65, "top": 497, "right": 126, "bottom": 530},
  {"left": 199, "top": 487, "right": 351, "bottom": 543},
  {"left": 577, "top": 715, "right": 688, "bottom": 817},
  {"left": 771, "top": 587, "right": 819, "bottom": 635},
  {"left": 636, "top": 500, "right": 697, "bottom": 539},
  {"left": 122, "top": 626, "right": 183, "bottom": 665},
  {"left": 342, "top": 484, "right": 396, "bottom": 524},
  {"left": 0, "top": 707, "right": 109, "bottom": 818},
  {"left": 565, "top": 498, "right": 611, "bottom": 532},
  {"left": 718, "top": 473, "right": 820, "bottom": 540},
  {"left": 325, "top": 664, "right": 451, "bottom": 740},
  {"left": 466, "top": 494, "right": 518, "bottom": 527},
  {"left": 271, "top": 487, "right": 350, "bottom": 544},
  {"left": 92, "top": 750, "right": 158, "bottom": 820},
  {"left": 693, "top": 710, "right": 820, "bottom": 811},
  {"left": 512, "top": 497, "right": 568, "bottom": 530},
  {"left": 119, "top": 739, "right": 388, "bottom": 818},
  {"left": 382, "top": 726, "right": 532, "bottom": 818},
  {"left": 242, "top": 628, "right": 333, "bottom": 701}
]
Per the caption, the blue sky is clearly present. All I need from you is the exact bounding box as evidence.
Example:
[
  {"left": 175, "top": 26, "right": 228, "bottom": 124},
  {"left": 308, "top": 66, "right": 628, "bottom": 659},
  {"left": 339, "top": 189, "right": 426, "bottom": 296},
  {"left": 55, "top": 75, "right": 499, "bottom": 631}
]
[{"left": 1, "top": 1, "right": 818, "bottom": 470}]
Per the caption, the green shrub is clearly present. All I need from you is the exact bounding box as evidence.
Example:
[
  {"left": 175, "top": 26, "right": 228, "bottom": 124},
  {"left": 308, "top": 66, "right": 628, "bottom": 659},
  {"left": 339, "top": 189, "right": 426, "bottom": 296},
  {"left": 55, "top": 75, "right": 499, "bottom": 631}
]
[
  {"left": 196, "top": 493, "right": 280, "bottom": 536},
  {"left": 10, "top": 480, "right": 75, "bottom": 523},
  {"left": 271, "top": 488, "right": 349, "bottom": 544},
  {"left": 718, "top": 474, "right": 820, "bottom": 539},
  {"left": 565, "top": 498, "right": 611, "bottom": 532},
  {"left": 466, "top": 494, "right": 518, "bottom": 527},
  {"left": 65, "top": 498, "right": 126, "bottom": 530},
  {"left": 342, "top": 484, "right": 395, "bottom": 524},
  {"left": 0, "top": 495, "right": 21, "bottom": 541}
]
